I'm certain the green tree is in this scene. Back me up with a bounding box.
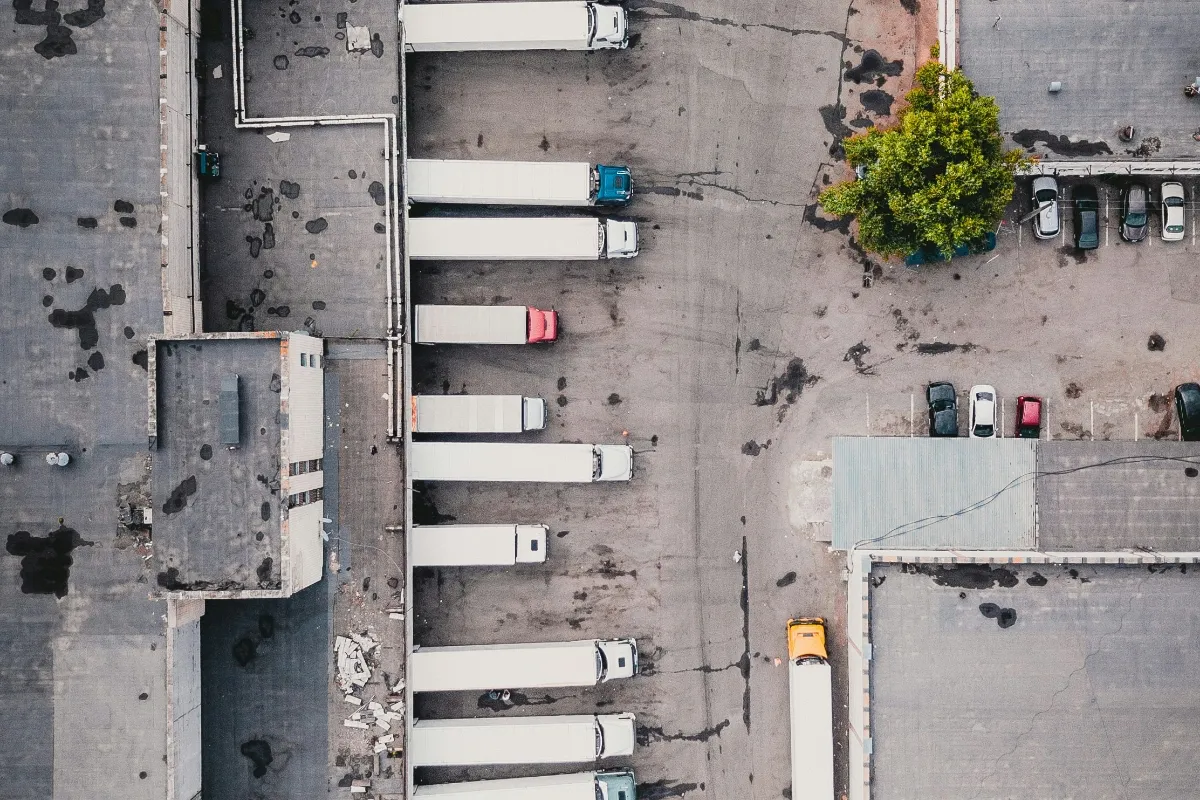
[819,57,1029,259]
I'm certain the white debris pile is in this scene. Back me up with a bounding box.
[337,631,407,761]
[335,633,376,694]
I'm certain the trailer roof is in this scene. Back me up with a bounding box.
[403,1,590,46]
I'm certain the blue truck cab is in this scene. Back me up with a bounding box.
[595,164,633,205]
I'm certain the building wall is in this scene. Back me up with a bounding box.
[281,332,325,593]
[167,602,203,800]
[286,501,326,592]
[283,333,325,461]
[160,0,202,334]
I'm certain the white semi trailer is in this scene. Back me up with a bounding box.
[787,617,834,800]
[403,1,629,52]
[411,638,639,692]
[413,771,638,800]
[411,395,548,433]
[412,305,557,345]
[407,217,639,260]
[411,524,548,567]
[407,159,632,206]
[410,713,637,766]
[410,442,634,482]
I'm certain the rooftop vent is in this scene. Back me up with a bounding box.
[220,374,241,448]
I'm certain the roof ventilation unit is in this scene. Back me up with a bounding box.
[220,374,241,449]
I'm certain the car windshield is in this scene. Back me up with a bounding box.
[1168,224,1185,233]
[977,392,993,402]
[974,424,994,437]
[1034,189,1056,203]
[1165,197,1184,207]
[1125,212,1146,226]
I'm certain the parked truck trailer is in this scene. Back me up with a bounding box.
[411,395,548,433]
[407,216,638,260]
[410,713,637,766]
[787,617,834,800]
[413,771,638,800]
[412,305,557,345]
[402,1,629,52]
[411,638,638,692]
[411,442,634,482]
[410,524,548,567]
[407,159,632,206]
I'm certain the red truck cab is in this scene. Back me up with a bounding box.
[527,306,558,343]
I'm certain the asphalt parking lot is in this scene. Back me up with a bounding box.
[961,0,1200,159]
[405,3,1200,800]
[870,562,1200,800]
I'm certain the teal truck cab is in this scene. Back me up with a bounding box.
[595,164,633,205]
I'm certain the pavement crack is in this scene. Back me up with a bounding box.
[970,579,1144,799]
[630,0,849,44]
[739,535,751,732]
[683,179,808,207]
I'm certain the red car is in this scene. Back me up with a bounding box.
[1015,396,1042,439]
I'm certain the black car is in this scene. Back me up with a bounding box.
[1120,184,1149,242]
[1073,184,1100,250]
[1176,383,1200,441]
[926,381,958,436]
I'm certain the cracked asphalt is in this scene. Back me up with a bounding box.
[404,0,1200,798]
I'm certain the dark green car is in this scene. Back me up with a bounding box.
[1073,184,1099,250]
[904,232,997,268]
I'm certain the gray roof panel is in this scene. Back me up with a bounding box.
[832,437,1037,550]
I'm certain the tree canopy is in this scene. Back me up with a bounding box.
[818,58,1028,259]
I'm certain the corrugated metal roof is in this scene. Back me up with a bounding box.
[832,437,1037,550]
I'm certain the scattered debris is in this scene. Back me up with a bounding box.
[1147,333,1166,352]
[266,131,291,143]
[346,24,371,53]
[335,634,373,692]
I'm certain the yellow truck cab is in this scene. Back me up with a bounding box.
[787,617,828,663]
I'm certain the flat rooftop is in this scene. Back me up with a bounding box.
[869,561,1200,800]
[961,0,1200,160]
[0,0,170,795]
[153,337,284,592]
[1038,442,1200,551]
[200,588,329,799]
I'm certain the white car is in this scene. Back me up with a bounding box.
[1031,177,1060,239]
[969,385,997,438]
[1161,182,1186,242]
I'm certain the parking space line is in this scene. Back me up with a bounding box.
[999,398,1005,438]
[1044,399,1049,441]
[1104,190,1110,247]
[1134,412,1139,441]
[1090,401,1095,440]
[909,393,914,437]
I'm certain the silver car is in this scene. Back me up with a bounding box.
[1031,177,1060,239]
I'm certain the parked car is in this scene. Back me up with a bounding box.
[1120,184,1149,242]
[1015,396,1042,439]
[904,233,996,268]
[969,385,997,438]
[1031,176,1060,239]
[926,382,959,436]
[1175,383,1200,440]
[1073,184,1099,250]
[1161,182,1186,242]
